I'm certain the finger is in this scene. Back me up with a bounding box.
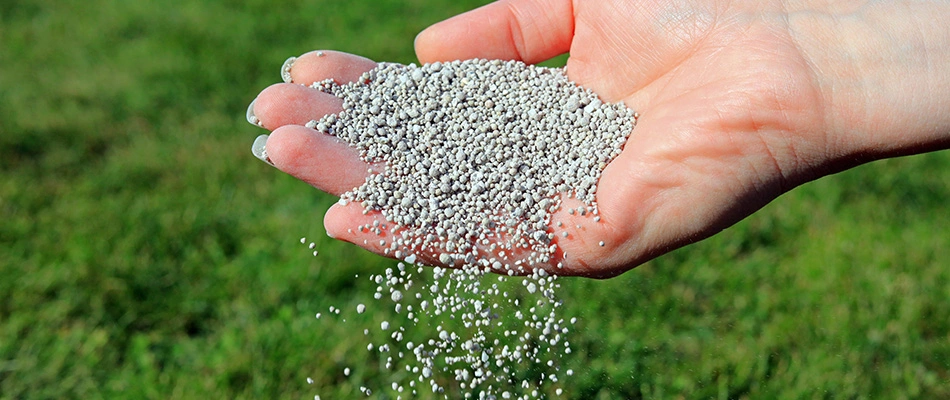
[250,51,379,130]
[325,194,628,277]
[414,0,574,64]
[264,125,378,196]
[251,83,344,130]
[323,202,449,267]
[283,50,378,86]
[325,203,535,272]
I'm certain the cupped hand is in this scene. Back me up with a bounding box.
[249,0,950,277]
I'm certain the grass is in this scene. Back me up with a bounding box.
[1,0,948,398]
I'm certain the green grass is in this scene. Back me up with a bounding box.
[1,0,948,398]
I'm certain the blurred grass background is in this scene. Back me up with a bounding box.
[1,0,948,398]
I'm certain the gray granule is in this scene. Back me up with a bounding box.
[281,56,296,84]
[301,59,636,398]
[310,59,634,270]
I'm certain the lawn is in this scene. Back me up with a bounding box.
[1,0,948,398]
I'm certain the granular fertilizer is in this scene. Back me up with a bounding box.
[307,60,634,272]
[254,57,636,399]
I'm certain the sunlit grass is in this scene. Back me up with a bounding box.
[1,0,948,398]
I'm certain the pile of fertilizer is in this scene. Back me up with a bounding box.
[265,58,636,399]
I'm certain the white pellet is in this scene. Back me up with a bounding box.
[289,58,636,399]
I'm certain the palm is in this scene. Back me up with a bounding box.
[541,1,827,275]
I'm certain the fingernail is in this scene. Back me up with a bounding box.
[251,134,274,166]
[281,56,297,83]
[246,97,263,127]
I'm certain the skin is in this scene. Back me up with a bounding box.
[249,0,950,278]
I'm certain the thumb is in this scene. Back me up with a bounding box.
[414,0,574,64]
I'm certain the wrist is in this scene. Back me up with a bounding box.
[787,1,950,163]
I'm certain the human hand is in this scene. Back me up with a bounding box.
[248,0,950,277]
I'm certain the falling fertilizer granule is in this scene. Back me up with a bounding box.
[254,58,636,399]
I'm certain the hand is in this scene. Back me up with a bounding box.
[248,0,950,277]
